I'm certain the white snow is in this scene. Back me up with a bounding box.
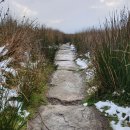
[87,86,98,95]
[95,101,130,130]
[76,49,130,130]
[70,44,76,51]
[0,58,12,69]
[2,49,8,56]
[85,52,90,59]
[75,51,97,95]
[111,121,130,130]
[0,46,5,53]
[86,69,95,81]
[83,103,88,106]
[75,52,95,83]
[0,58,17,76]
[1,86,18,110]
[18,110,30,118]
[75,52,92,70]
[4,67,17,76]
[75,58,88,69]
[0,45,29,118]
[0,80,30,119]
[20,61,39,69]
[0,45,8,56]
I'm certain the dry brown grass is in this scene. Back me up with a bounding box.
[69,9,130,105]
[0,4,64,129]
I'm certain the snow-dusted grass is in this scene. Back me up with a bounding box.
[0,11,62,129]
[75,51,98,95]
[0,47,17,84]
[0,45,8,56]
[70,44,76,52]
[86,69,95,82]
[1,86,18,110]
[0,46,17,77]
[20,60,39,69]
[0,58,17,76]
[95,101,130,130]
[1,86,30,118]
[0,45,29,118]
[75,51,92,70]
[77,49,130,129]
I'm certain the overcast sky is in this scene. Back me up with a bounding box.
[2,0,130,33]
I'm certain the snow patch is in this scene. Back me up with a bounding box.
[75,58,88,69]
[0,45,8,56]
[0,46,5,53]
[19,110,30,118]
[86,69,95,81]
[83,103,88,106]
[0,46,29,118]
[95,101,130,130]
[70,44,76,51]
[20,61,39,69]
[0,58,13,69]
[75,52,95,83]
[87,86,98,95]
[75,52,96,95]
[85,52,90,59]
[1,86,18,110]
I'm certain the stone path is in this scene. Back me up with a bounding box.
[28,44,110,130]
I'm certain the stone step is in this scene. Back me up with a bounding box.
[47,70,85,102]
[55,53,75,61]
[28,44,110,130]
[28,105,110,130]
[55,60,79,71]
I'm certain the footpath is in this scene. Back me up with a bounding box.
[28,44,110,130]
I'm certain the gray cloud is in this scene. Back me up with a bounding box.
[2,0,130,33]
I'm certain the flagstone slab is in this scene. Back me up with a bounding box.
[28,105,110,130]
[47,70,85,102]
